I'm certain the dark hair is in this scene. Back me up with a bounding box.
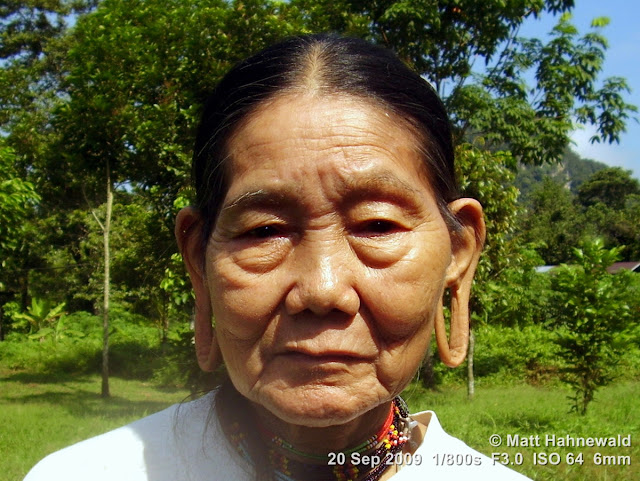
[193,33,460,243]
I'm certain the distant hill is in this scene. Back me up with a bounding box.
[515,148,608,202]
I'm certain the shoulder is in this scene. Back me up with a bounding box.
[23,391,250,481]
[392,411,531,481]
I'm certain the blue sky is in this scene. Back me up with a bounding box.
[519,0,639,179]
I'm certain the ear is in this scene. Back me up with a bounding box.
[435,198,485,368]
[175,207,221,372]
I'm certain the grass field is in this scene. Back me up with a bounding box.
[403,380,639,480]
[1,369,638,481]
[0,370,190,481]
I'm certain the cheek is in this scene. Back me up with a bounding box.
[362,242,449,341]
[207,255,283,394]
[377,327,434,396]
[360,239,446,393]
[206,250,285,342]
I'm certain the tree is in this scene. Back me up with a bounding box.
[549,238,635,414]
[517,167,640,265]
[577,168,640,260]
[0,1,97,166]
[577,167,640,210]
[291,0,637,165]
[39,0,303,396]
[518,177,585,264]
[454,143,522,397]
[0,143,40,340]
[0,144,40,274]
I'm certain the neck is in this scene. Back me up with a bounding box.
[251,400,394,455]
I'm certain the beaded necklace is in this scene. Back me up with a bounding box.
[223,397,412,481]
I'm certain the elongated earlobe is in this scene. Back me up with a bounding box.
[175,207,221,372]
[435,288,470,368]
[436,198,485,368]
[193,308,221,372]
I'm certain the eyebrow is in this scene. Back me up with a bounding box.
[220,189,299,216]
[340,171,425,212]
[219,170,426,218]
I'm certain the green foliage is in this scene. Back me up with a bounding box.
[3,0,307,341]
[52,0,303,219]
[151,323,221,393]
[293,1,637,164]
[455,143,539,329]
[518,167,640,264]
[477,12,637,163]
[582,198,640,261]
[577,167,640,210]
[2,305,162,377]
[431,323,562,386]
[160,253,194,312]
[0,1,96,63]
[0,331,101,376]
[456,143,520,280]
[548,238,637,414]
[0,297,216,390]
[479,247,551,327]
[10,298,69,341]
[518,178,585,264]
[0,144,40,283]
[18,191,178,321]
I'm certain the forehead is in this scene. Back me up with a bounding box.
[224,93,433,198]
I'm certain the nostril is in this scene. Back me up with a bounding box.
[295,308,356,325]
[285,280,360,317]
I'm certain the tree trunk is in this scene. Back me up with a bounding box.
[162,296,169,344]
[20,269,29,311]
[467,325,475,400]
[101,165,113,399]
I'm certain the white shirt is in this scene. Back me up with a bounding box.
[25,391,530,480]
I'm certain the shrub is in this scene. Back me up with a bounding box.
[427,323,560,387]
[548,239,635,414]
[151,323,221,393]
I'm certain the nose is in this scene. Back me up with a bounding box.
[284,237,360,317]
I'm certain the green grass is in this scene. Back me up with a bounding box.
[403,381,640,480]
[0,370,190,481]
[2,368,638,481]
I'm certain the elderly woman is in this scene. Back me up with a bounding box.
[25,34,529,481]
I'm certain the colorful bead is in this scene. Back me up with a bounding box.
[224,397,411,481]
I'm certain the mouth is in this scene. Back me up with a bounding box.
[281,349,370,364]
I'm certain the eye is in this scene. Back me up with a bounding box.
[359,220,399,236]
[244,225,283,239]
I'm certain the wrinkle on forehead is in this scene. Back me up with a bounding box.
[227,93,427,178]
[219,93,447,230]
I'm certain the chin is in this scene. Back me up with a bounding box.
[257,385,382,427]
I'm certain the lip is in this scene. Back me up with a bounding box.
[281,349,372,363]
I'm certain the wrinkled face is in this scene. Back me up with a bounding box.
[205,94,455,427]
